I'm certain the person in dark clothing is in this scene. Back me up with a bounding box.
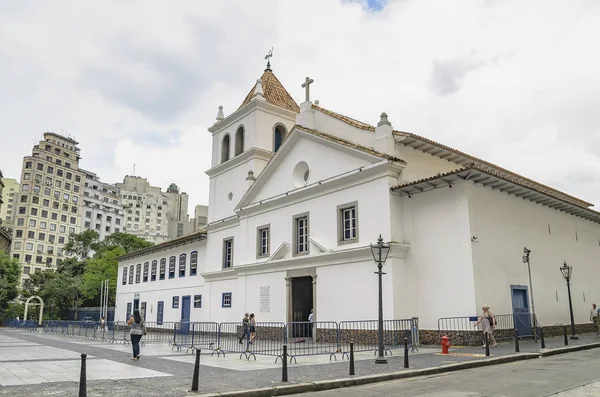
[239,313,249,344]
[127,310,144,359]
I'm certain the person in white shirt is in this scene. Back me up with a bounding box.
[590,304,599,335]
[308,309,314,339]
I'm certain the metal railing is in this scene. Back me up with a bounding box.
[6,318,420,362]
[438,313,539,346]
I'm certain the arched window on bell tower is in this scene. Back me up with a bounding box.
[273,124,287,153]
[221,134,230,164]
[234,126,244,156]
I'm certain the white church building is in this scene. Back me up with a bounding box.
[115,63,600,333]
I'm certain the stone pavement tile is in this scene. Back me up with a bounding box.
[0,359,171,386]
[94,342,191,357]
[0,345,95,362]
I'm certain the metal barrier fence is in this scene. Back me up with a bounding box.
[339,319,415,357]
[286,321,339,362]
[217,322,286,360]
[438,313,539,346]
[6,318,420,362]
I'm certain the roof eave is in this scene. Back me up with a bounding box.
[391,168,600,224]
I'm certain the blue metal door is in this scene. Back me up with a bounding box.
[511,286,532,337]
[157,301,164,325]
[180,296,191,335]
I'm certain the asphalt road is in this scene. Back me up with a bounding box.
[311,349,600,396]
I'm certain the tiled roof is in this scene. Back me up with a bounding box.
[296,125,405,163]
[116,231,207,262]
[390,164,600,222]
[239,70,300,113]
[393,131,593,207]
[307,104,592,208]
[312,105,375,131]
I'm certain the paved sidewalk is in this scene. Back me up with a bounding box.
[0,328,598,396]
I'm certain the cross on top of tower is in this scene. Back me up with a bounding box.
[301,77,314,102]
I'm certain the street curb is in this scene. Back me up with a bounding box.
[191,353,539,396]
[540,342,600,357]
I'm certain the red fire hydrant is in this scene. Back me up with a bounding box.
[441,336,451,354]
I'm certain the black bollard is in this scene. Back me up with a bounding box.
[485,333,490,357]
[282,345,288,382]
[79,353,87,397]
[191,349,201,392]
[349,342,355,376]
[404,337,409,368]
[514,329,520,352]
[564,325,568,346]
[540,327,546,349]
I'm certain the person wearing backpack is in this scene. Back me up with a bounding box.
[474,305,497,348]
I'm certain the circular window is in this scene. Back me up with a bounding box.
[228,192,233,201]
[293,161,310,188]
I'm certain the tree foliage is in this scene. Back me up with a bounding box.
[15,231,153,320]
[63,229,100,259]
[0,251,21,321]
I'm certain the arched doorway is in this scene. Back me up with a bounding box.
[23,295,44,326]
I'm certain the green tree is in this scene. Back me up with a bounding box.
[63,229,100,259]
[93,232,153,257]
[0,251,21,322]
[81,247,125,306]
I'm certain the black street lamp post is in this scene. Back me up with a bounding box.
[370,235,390,364]
[522,247,537,341]
[560,261,579,340]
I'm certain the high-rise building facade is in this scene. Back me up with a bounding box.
[116,176,190,244]
[0,176,20,229]
[11,132,85,280]
[189,205,208,233]
[81,169,124,241]
[0,170,13,253]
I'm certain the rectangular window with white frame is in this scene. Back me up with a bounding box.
[293,212,309,256]
[337,202,358,244]
[172,296,179,309]
[223,238,233,268]
[256,224,270,258]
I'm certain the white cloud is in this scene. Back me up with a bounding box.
[1,0,599,210]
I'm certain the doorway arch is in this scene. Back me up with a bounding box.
[23,295,44,326]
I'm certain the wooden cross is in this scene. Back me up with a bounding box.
[301,77,314,102]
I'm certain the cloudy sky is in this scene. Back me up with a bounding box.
[1,0,599,211]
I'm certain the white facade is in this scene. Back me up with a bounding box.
[115,233,206,323]
[81,169,124,240]
[116,66,600,331]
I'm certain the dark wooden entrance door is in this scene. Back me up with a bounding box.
[291,276,313,337]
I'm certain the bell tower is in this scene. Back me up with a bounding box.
[205,57,299,223]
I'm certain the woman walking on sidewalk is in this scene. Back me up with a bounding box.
[474,305,497,348]
[127,310,145,360]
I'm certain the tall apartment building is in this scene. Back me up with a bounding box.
[0,176,20,229]
[0,171,13,253]
[189,205,208,233]
[81,169,124,241]
[11,132,85,279]
[116,176,190,244]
